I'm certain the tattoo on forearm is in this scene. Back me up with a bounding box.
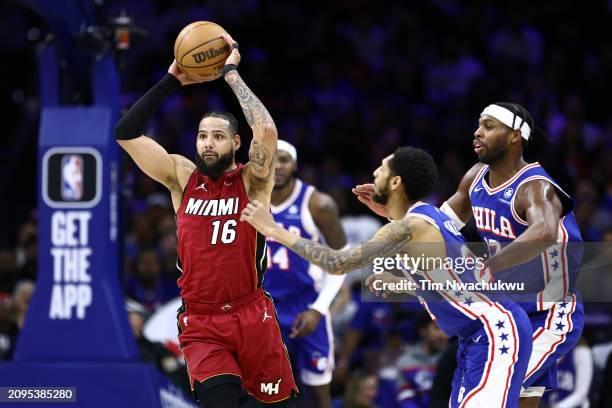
[225,71,273,128]
[289,219,414,275]
[247,143,275,196]
[249,140,268,167]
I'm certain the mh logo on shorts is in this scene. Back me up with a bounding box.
[260,378,282,395]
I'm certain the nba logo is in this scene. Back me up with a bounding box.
[61,155,84,200]
[43,147,101,208]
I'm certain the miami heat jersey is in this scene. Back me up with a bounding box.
[263,180,323,302]
[468,162,583,312]
[176,164,267,303]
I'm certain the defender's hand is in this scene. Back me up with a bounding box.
[290,309,321,338]
[365,272,405,298]
[221,33,241,68]
[168,60,204,86]
[352,184,390,218]
[241,200,276,237]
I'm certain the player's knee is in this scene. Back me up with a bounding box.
[195,375,241,408]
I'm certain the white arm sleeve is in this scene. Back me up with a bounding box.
[554,346,593,408]
[440,201,466,230]
[310,245,349,315]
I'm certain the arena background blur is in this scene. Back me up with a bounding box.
[1,1,611,407]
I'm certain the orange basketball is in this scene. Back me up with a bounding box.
[174,21,231,81]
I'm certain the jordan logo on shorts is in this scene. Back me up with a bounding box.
[263,307,272,322]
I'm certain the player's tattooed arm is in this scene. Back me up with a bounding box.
[241,200,414,275]
[289,218,414,275]
[226,71,277,181]
[224,56,278,186]
[224,71,275,129]
[221,32,277,186]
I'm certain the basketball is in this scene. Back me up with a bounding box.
[174,21,231,81]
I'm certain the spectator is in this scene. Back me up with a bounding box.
[394,313,447,408]
[488,16,543,66]
[126,299,190,395]
[543,338,594,408]
[427,337,458,408]
[0,301,17,360]
[334,370,379,408]
[597,347,612,408]
[0,280,34,361]
[334,298,394,386]
[12,280,34,329]
[159,232,180,280]
[377,330,406,408]
[602,228,612,243]
[15,221,37,281]
[125,249,178,312]
[0,250,18,297]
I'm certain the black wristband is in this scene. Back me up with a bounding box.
[221,64,237,78]
[115,73,181,140]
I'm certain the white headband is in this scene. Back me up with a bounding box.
[481,104,531,140]
[277,140,297,161]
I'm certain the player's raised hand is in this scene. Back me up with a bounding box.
[221,33,241,68]
[241,200,276,236]
[352,184,390,218]
[290,310,321,338]
[167,60,205,86]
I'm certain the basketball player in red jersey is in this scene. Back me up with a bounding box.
[114,33,297,408]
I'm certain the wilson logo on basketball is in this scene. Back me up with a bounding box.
[191,44,230,63]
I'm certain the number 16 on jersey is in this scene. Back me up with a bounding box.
[211,220,237,244]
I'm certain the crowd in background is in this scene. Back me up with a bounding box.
[1,0,612,407]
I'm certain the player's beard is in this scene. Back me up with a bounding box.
[372,176,391,205]
[274,170,295,189]
[195,150,235,179]
[478,140,508,165]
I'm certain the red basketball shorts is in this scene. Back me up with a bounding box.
[177,289,298,403]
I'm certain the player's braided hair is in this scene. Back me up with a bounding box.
[201,111,239,136]
[388,146,438,201]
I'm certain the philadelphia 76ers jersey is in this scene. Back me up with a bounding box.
[263,179,324,302]
[468,162,583,313]
[403,202,515,338]
[404,203,534,408]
